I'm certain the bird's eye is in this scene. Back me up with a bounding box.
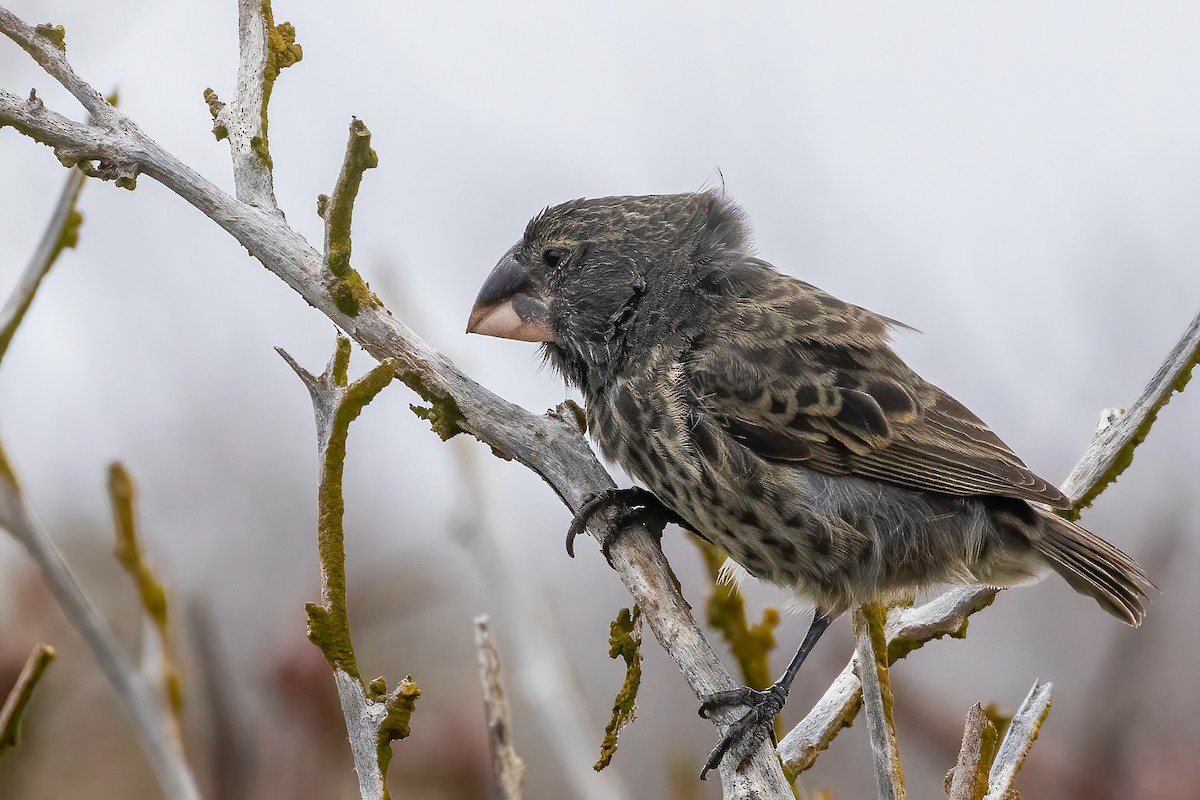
[542,248,569,269]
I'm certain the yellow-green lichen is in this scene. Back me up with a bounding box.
[307,351,395,680]
[34,24,66,51]
[398,370,464,441]
[328,270,379,318]
[108,463,184,723]
[0,643,56,754]
[595,605,642,771]
[0,438,18,489]
[322,120,380,317]
[256,2,302,169]
[202,88,227,141]
[372,676,421,800]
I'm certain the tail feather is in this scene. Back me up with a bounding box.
[1035,512,1153,627]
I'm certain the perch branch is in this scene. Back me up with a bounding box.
[0,642,55,755]
[853,605,905,799]
[0,11,792,795]
[983,681,1052,800]
[946,704,998,800]
[474,616,525,800]
[779,308,1197,775]
[278,335,418,800]
[109,462,185,747]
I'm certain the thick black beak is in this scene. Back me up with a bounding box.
[466,247,555,342]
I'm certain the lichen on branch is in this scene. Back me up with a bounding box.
[279,335,419,800]
[108,462,184,729]
[319,118,380,316]
[595,605,642,771]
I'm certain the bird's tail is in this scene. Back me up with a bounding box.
[1034,511,1153,626]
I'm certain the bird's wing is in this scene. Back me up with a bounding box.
[685,270,1071,509]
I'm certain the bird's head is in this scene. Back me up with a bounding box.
[467,190,752,391]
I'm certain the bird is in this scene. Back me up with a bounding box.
[465,190,1152,779]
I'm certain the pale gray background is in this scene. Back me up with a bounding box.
[1,1,1198,798]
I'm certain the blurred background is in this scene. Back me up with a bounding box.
[2,1,1198,797]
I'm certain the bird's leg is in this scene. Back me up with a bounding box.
[697,612,833,780]
[565,487,690,566]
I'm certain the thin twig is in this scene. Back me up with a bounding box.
[946,704,998,800]
[984,681,1052,800]
[0,477,201,799]
[474,616,525,800]
[0,642,55,754]
[853,605,905,799]
[0,107,198,797]
[0,165,83,364]
[278,335,418,800]
[109,462,185,749]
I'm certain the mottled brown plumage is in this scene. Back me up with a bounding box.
[467,190,1151,777]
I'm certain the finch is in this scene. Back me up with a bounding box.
[466,191,1151,777]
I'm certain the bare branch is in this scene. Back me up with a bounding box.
[946,704,998,800]
[0,642,55,755]
[206,0,301,211]
[0,9,119,124]
[984,681,1052,800]
[0,13,793,793]
[108,462,185,748]
[0,471,201,798]
[279,336,419,800]
[474,616,525,800]
[0,164,84,364]
[0,101,198,796]
[853,605,905,800]
[1062,312,1200,513]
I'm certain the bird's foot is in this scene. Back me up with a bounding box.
[565,487,678,566]
[697,684,787,780]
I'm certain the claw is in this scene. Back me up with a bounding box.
[696,685,787,781]
[564,487,680,566]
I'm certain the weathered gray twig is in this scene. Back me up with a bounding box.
[853,605,905,800]
[0,642,55,755]
[984,681,1052,800]
[205,0,299,211]
[0,472,201,799]
[474,615,525,800]
[0,110,199,797]
[0,164,83,364]
[108,462,185,750]
[278,335,418,800]
[946,704,998,800]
